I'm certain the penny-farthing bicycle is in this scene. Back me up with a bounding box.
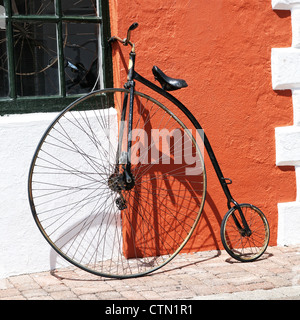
[28,23,270,278]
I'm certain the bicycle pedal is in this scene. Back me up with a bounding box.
[116,197,127,210]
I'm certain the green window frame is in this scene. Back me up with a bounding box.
[0,0,112,115]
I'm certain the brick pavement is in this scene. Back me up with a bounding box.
[0,245,300,300]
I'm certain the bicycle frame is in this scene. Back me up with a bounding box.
[121,43,252,236]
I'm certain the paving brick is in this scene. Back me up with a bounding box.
[71,285,105,296]
[0,288,21,299]
[49,290,79,300]
[96,290,123,299]
[31,273,63,287]
[0,279,13,290]
[42,284,69,293]
[189,284,217,296]
[235,281,275,292]
[120,290,145,300]
[0,295,26,300]
[78,294,99,300]
[22,288,48,299]
[8,274,40,291]
[160,289,195,300]
[139,290,163,299]
[263,275,292,287]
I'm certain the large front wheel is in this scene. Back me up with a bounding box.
[28,88,206,278]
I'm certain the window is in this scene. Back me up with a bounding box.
[0,0,112,114]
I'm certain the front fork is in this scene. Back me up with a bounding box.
[123,51,136,183]
[229,200,252,237]
[109,52,136,209]
[221,178,252,237]
[124,82,135,183]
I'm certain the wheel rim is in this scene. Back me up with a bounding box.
[28,89,206,278]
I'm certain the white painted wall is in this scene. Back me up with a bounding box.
[0,108,122,279]
[272,0,300,245]
[0,108,121,279]
[0,113,70,279]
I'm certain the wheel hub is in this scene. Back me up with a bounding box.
[108,171,135,192]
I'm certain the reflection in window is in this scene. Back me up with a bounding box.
[11,0,55,15]
[13,22,59,96]
[0,0,101,98]
[64,23,99,95]
[62,0,97,16]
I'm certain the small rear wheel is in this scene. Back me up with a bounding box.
[220,203,269,262]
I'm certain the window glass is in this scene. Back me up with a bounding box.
[64,23,99,94]
[11,0,55,15]
[61,0,97,16]
[0,3,8,97]
[13,22,59,96]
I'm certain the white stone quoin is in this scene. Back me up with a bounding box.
[272,0,300,245]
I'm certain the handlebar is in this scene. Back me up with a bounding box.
[108,22,139,49]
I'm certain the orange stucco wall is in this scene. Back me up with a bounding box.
[108,0,295,250]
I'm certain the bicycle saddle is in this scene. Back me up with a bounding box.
[152,66,188,91]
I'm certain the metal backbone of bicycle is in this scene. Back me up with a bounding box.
[28,22,270,279]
